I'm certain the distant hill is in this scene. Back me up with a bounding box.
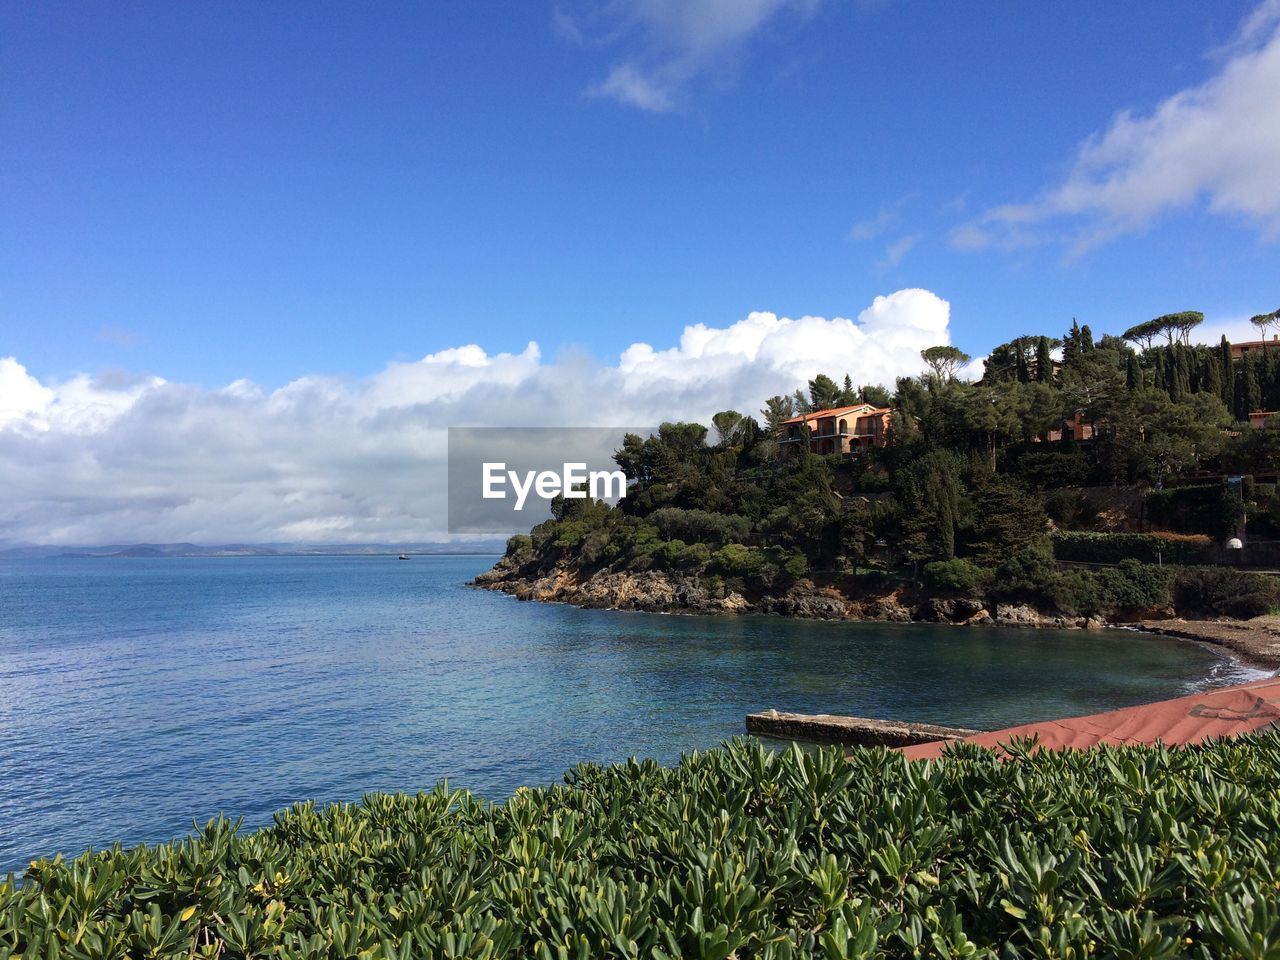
[0,541,506,559]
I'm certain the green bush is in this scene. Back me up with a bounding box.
[1093,560,1173,611]
[1173,567,1280,619]
[1052,531,1213,565]
[922,558,987,594]
[651,539,710,572]
[503,534,533,563]
[710,543,766,580]
[1044,561,1172,617]
[647,507,752,547]
[9,737,1280,958]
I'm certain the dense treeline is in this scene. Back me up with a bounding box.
[8,736,1280,958]
[504,316,1280,620]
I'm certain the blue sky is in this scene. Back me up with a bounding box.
[3,1,1280,543]
[5,0,1277,390]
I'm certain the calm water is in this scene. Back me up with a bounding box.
[0,555,1265,874]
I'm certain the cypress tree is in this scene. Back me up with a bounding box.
[1126,353,1142,391]
[1016,350,1030,383]
[1176,346,1192,399]
[1243,355,1263,416]
[1201,352,1221,398]
[1036,338,1053,383]
[1164,345,1179,400]
[1153,350,1167,396]
[1221,337,1235,410]
[1080,324,1095,351]
[1063,320,1082,366]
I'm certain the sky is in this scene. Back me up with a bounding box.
[2,0,1279,544]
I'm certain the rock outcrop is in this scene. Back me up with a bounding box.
[473,556,1122,631]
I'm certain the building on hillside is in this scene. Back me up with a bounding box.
[1247,411,1278,429]
[1230,336,1279,360]
[778,404,893,457]
[1044,411,1096,442]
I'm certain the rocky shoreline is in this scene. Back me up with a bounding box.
[473,560,1109,629]
[473,559,1280,670]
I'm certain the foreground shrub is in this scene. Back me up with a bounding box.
[8,737,1280,958]
[1173,566,1280,619]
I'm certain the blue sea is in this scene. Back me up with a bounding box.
[0,555,1264,875]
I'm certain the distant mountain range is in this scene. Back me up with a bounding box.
[0,541,507,559]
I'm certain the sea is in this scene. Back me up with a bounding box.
[0,554,1265,875]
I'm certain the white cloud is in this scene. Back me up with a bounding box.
[876,234,921,270]
[0,289,950,545]
[958,3,1280,253]
[572,0,820,111]
[847,207,897,242]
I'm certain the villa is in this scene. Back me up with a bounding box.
[779,403,893,456]
[1230,335,1280,360]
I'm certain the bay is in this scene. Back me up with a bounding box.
[0,555,1261,875]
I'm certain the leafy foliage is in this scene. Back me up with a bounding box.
[9,737,1280,959]
[1053,532,1214,566]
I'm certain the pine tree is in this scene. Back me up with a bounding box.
[840,374,856,405]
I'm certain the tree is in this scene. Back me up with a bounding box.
[895,450,967,561]
[1121,319,1162,352]
[1035,338,1054,383]
[808,374,841,411]
[760,395,795,434]
[1220,337,1236,412]
[858,383,892,407]
[920,345,972,384]
[1151,311,1203,345]
[967,477,1051,567]
[838,374,856,405]
[711,410,745,447]
[1126,353,1143,391]
[1251,309,1280,351]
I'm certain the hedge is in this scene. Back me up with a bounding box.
[7,736,1280,959]
[1145,484,1242,540]
[1052,531,1214,565]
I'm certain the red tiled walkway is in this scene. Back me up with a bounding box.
[900,676,1280,760]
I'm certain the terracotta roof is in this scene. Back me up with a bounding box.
[898,677,1280,760]
[781,404,890,425]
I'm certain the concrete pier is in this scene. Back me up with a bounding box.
[746,709,981,748]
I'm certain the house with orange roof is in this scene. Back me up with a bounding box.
[779,403,894,457]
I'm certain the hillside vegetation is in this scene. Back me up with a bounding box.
[493,322,1280,622]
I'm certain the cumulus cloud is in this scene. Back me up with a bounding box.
[568,0,821,111]
[955,3,1280,253]
[0,289,951,545]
